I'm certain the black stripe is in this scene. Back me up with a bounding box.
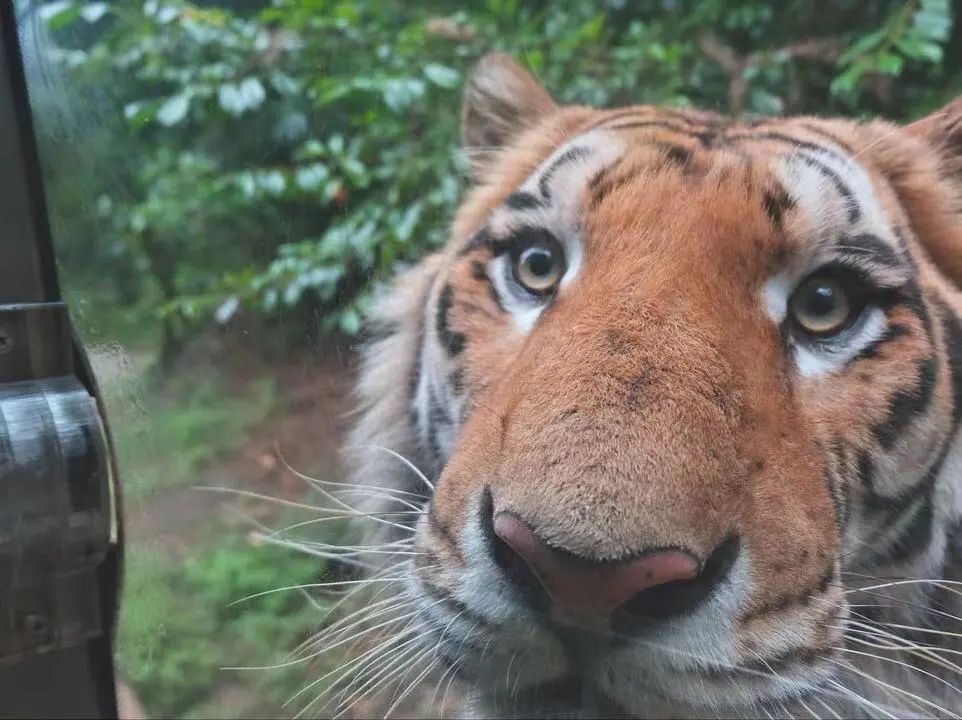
[901,279,933,340]
[865,299,962,563]
[607,119,696,134]
[587,107,663,129]
[426,389,449,470]
[798,122,858,155]
[609,119,725,151]
[864,442,942,513]
[658,143,693,167]
[862,308,960,515]
[589,164,644,208]
[836,232,906,270]
[460,226,494,256]
[741,564,835,623]
[701,647,824,680]
[436,284,466,356]
[762,186,795,230]
[944,517,962,584]
[504,190,544,211]
[408,289,427,409]
[884,496,935,564]
[936,297,962,425]
[587,106,700,131]
[470,259,505,313]
[871,356,937,450]
[463,225,559,261]
[538,145,592,200]
[797,152,860,224]
[696,129,720,148]
[828,440,851,530]
[729,130,849,163]
[449,367,464,395]
[856,450,874,492]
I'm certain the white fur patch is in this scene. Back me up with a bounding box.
[485,129,625,335]
[792,307,887,378]
[762,148,903,377]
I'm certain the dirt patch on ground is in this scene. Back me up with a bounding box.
[116,330,357,551]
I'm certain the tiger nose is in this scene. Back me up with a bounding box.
[492,512,700,620]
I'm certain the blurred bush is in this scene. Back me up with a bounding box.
[28,0,960,363]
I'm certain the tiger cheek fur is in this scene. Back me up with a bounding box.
[342,54,962,718]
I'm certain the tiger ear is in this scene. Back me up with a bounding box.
[461,53,557,177]
[905,96,962,179]
[890,97,962,287]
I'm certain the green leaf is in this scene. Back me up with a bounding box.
[156,93,191,126]
[338,308,362,335]
[382,78,426,113]
[79,3,110,23]
[877,52,904,76]
[40,1,81,31]
[908,39,943,63]
[218,78,267,116]
[123,99,160,126]
[423,63,460,89]
[838,28,887,66]
[294,163,330,191]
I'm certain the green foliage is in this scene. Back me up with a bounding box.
[34,0,960,358]
[117,547,219,716]
[183,539,323,655]
[118,541,324,718]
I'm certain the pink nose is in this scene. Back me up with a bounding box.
[493,513,699,618]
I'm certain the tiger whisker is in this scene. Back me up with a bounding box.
[834,645,962,697]
[842,617,962,669]
[308,595,450,715]
[810,694,843,720]
[251,533,383,571]
[821,675,899,720]
[289,619,434,715]
[331,631,433,716]
[228,576,406,607]
[291,594,409,659]
[221,608,415,673]
[843,578,962,594]
[268,515,416,542]
[824,656,959,719]
[382,656,442,719]
[295,607,419,670]
[831,584,962,624]
[343,443,436,492]
[278,441,429,501]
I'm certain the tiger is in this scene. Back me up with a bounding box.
[335,53,962,719]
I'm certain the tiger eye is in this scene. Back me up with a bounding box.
[514,241,564,294]
[789,275,852,336]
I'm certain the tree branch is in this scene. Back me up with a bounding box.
[697,33,844,116]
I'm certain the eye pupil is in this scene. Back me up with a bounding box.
[511,234,566,295]
[788,273,858,337]
[522,248,554,278]
[805,284,836,316]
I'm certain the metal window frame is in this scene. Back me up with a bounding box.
[0,4,122,718]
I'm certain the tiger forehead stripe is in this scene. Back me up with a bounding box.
[458,129,625,259]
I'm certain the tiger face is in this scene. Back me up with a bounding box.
[345,54,962,718]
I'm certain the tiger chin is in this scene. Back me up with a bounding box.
[340,54,962,719]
